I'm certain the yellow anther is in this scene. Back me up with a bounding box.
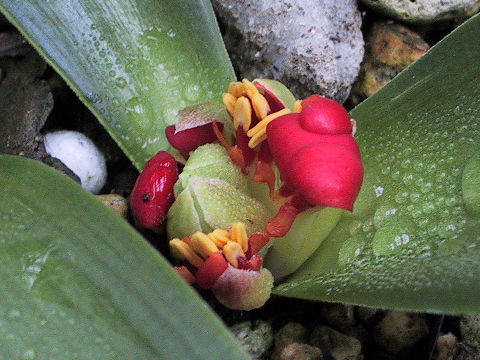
[223,241,245,268]
[233,96,252,132]
[252,93,271,120]
[242,78,259,100]
[191,232,219,259]
[231,222,249,252]
[294,99,303,113]
[222,93,237,117]
[247,108,291,138]
[169,238,204,268]
[228,81,245,98]
[208,229,231,248]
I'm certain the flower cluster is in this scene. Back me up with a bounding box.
[129,78,364,310]
[169,222,273,310]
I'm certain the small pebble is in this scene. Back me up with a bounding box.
[360,0,480,23]
[44,130,107,194]
[460,314,480,349]
[373,310,429,354]
[349,21,429,105]
[319,303,356,330]
[230,320,273,360]
[433,333,459,360]
[272,322,308,360]
[280,343,323,360]
[309,325,362,360]
[356,306,379,324]
[95,194,128,218]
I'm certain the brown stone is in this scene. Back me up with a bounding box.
[433,333,459,360]
[373,310,429,355]
[280,343,323,360]
[310,325,362,360]
[349,21,429,105]
[272,323,308,360]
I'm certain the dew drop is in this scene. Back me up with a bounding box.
[7,309,21,320]
[184,85,200,102]
[395,192,409,204]
[114,77,127,89]
[373,204,397,228]
[22,349,36,360]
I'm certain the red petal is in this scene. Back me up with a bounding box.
[265,202,301,237]
[174,266,196,284]
[237,255,263,271]
[246,232,270,257]
[235,127,256,169]
[255,83,285,113]
[289,143,364,211]
[195,252,229,289]
[253,161,276,197]
[266,113,307,185]
[299,95,352,135]
[130,152,178,232]
[165,122,223,153]
[258,141,272,163]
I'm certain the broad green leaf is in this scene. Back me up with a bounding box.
[274,14,480,314]
[0,0,235,169]
[0,155,249,360]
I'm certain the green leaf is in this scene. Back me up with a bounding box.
[0,155,249,360]
[0,0,235,169]
[274,14,480,314]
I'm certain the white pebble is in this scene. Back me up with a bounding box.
[44,130,107,194]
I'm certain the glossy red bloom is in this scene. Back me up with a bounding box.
[267,95,364,211]
[130,151,178,232]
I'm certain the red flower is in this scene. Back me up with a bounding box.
[267,95,364,211]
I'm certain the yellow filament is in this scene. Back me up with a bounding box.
[223,241,245,268]
[222,93,237,117]
[242,78,259,100]
[231,222,249,252]
[248,132,267,148]
[228,81,245,98]
[294,99,303,113]
[247,108,291,137]
[252,93,271,120]
[169,239,204,268]
[191,232,219,259]
[233,96,252,131]
[208,229,231,248]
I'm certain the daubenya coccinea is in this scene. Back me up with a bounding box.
[130,78,364,310]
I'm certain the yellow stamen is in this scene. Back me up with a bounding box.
[231,222,249,252]
[252,93,271,120]
[228,81,245,98]
[223,241,245,268]
[191,232,219,259]
[247,108,291,137]
[242,78,259,100]
[248,132,267,148]
[294,99,303,113]
[222,93,237,117]
[208,229,231,248]
[169,238,204,268]
[233,96,252,131]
